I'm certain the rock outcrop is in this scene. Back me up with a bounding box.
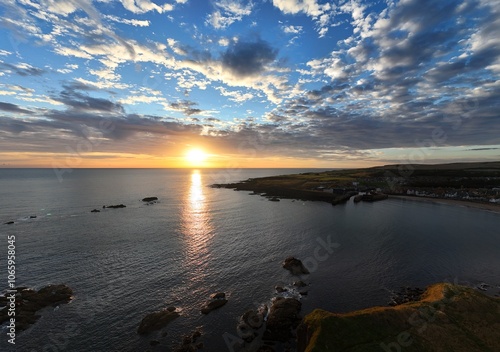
[200,292,228,314]
[105,204,126,209]
[137,308,180,334]
[263,297,302,342]
[282,257,309,275]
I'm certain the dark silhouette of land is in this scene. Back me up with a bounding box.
[213,161,500,211]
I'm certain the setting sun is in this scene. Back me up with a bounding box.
[186,149,207,166]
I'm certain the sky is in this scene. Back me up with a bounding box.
[0,0,499,168]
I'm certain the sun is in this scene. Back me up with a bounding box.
[186,148,207,166]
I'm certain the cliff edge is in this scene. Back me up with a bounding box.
[298,283,500,352]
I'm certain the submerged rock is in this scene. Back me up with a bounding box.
[137,308,180,334]
[282,257,310,275]
[142,197,158,202]
[90,209,100,213]
[4,221,14,225]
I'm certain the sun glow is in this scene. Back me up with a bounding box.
[186,148,207,166]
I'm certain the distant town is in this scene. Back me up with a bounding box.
[215,161,500,207]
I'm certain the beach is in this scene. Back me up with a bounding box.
[390,195,500,214]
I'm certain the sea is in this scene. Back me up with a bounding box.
[0,168,499,352]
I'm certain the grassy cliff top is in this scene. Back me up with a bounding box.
[298,283,500,352]
[215,161,500,192]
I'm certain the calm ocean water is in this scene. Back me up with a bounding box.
[1,168,499,352]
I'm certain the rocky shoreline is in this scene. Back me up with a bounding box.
[0,284,73,332]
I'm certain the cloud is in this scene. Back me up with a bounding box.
[53,83,125,113]
[221,38,278,77]
[466,147,500,151]
[206,0,253,29]
[216,86,254,102]
[118,0,174,14]
[105,15,150,27]
[0,102,33,114]
[0,61,45,76]
[167,100,203,116]
[272,0,332,36]
[282,25,303,34]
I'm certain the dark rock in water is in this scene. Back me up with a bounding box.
[293,281,307,287]
[275,286,286,293]
[4,221,14,225]
[142,197,158,202]
[0,284,73,331]
[105,204,126,209]
[30,215,37,219]
[268,197,280,202]
[200,296,228,314]
[90,209,100,213]
[263,298,302,342]
[283,257,309,275]
[137,309,180,334]
[210,292,226,300]
[149,340,160,346]
[166,306,176,312]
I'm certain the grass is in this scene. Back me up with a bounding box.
[299,284,500,352]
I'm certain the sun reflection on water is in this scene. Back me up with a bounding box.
[181,170,213,278]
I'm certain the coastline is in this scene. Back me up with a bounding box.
[390,195,500,214]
